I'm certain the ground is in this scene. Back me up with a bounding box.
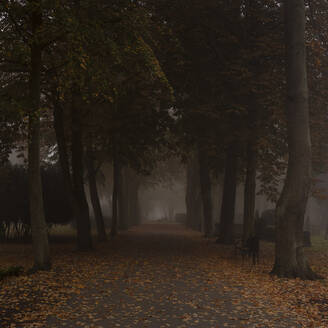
[1,224,328,328]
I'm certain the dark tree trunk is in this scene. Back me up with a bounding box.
[70,95,92,250]
[118,167,128,230]
[217,145,238,244]
[111,150,120,237]
[242,137,257,243]
[86,151,107,241]
[53,101,76,215]
[271,0,319,280]
[53,93,94,250]
[198,147,213,236]
[185,153,202,231]
[185,167,193,228]
[242,0,259,244]
[130,181,141,226]
[28,3,51,271]
[127,168,141,226]
[53,99,94,249]
[118,168,140,228]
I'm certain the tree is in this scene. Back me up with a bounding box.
[110,146,119,237]
[86,150,107,241]
[117,167,141,230]
[26,0,51,270]
[217,144,239,244]
[240,0,284,242]
[198,146,213,236]
[271,0,320,279]
[243,132,257,242]
[185,152,202,231]
[148,0,246,237]
[70,95,93,250]
[0,0,58,269]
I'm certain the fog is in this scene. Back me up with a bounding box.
[84,156,328,237]
[139,182,186,222]
[7,149,328,236]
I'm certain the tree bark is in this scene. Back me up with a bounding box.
[111,149,120,237]
[185,165,193,228]
[118,167,129,230]
[242,136,257,243]
[198,146,213,237]
[70,94,92,250]
[185,152,202,231]
[53,101,76,217]
[271,0,320,279]
[130,182,141,226]
[127,169,141,226]
[86,151,107,241]
[118,168,141,228]
[242,0,259,244]
[53,98,96,249]
[28,2,51,271]
[217,144,238,244]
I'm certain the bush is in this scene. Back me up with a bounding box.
[0,163,73,241]
[0,266,24,280]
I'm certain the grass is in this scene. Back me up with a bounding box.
[309,235,328,252]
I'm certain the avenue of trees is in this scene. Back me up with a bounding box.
[1,0,328,280]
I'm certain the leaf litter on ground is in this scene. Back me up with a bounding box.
[1,224,328,327]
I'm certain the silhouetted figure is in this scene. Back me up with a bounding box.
[246,235,260,265]
[233,239,249,262]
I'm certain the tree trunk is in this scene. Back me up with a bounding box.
[86,151,107,241]
[118,167,129,230]
[119,168,140,228]
[111,150,120,237]
[28,3,51,271]
[186,152,202,231]
[53,98,94,249]
[242,0,259,244]
[131,183,141,226]
[185,165,193,228]
[217,145,238,244]
[242,137,257,243]
[53,101,76,216]
[127,169,141,226]
[70,95,92,250]
[271,0,320,279]
[198,147,212,237]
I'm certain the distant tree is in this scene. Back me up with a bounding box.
[217,144,239,244]
[185,152,202,231]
